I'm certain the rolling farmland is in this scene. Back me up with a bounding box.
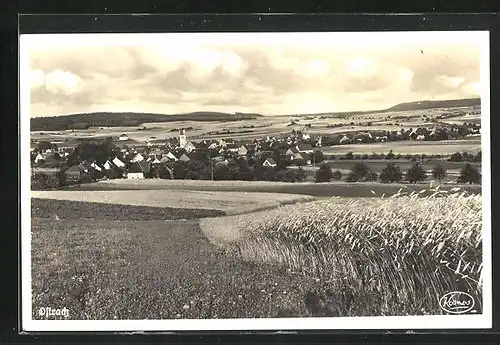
[321,139,481,155]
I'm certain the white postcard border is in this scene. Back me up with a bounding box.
[20,31,492,332]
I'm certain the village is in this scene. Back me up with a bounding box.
[29,118,482,187]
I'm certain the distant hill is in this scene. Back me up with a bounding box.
[293,98,481,117]
[386,98,481,112]
[30,111,263,131]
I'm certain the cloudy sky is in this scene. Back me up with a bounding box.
[23,32,487,117]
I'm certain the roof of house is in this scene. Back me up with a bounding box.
[226,143,239,149]
[294,152,312,161]
[66,165,85,174]
[179,153,191,161]
[264,158,277,165]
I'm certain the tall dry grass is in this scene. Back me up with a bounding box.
[230,186,483,316]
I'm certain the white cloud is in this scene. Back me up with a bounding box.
[462,82,481,95]
[346,57,378,78]
[436,75,465,88]
[30,69,45,90]
[26,32,484,117]
[44,69,82,95]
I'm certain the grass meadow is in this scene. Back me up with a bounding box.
[71,179,482,198]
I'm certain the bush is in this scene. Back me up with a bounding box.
[406,163,428,183]
[432,164,447,182]
[350,162,370,180]
[385,150,395,160]
[365,170,378,182]
[458,164,481,184]
[473,151,482,163]
[332,170,343,180]
[380,163,403,183]
[346,172,359,182]
[315,163,333,183]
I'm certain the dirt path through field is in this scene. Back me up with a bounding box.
[32,217,330,320]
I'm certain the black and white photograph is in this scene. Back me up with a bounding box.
[20,30,491,331]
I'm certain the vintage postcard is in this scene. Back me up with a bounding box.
[20,31,491,331]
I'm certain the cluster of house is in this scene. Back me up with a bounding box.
[318,124,480,145]
[30,122,480,181]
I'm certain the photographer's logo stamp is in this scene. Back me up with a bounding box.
[439,292,475,314]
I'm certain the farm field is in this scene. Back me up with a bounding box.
[31,190,315,215]
[321,139,481,155]
[30,105,480,146]
[32,198,224,221]
[32,186,483,319]
[292,159,481,177]
[70,179,482,198]
[199,188,483,316]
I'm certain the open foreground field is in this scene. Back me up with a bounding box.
[31,190,314,215]
[31,186,483,319]
[71,179,482,198]
[31,201,338,320]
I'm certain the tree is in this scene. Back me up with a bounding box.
[313,150,325,164]
[332,170,343,180]
[67,141,120,166]
[31,173,48,190]
[385,150,395,160]
[472,151,482,163]
[458,164,481,184]
[379,163,403,183]
[173,161,188,179]
[263,167,277,181]
[432,164,447,182]
[449,152,463,162]
[157,164,173,179]
[77,174,93,185]
[186,170,201,180]
[406,163,428,183]
[55,169,67,187]
[315,163,333,182]
[37,141,52,152]
[297,167,307,182]
[344,152,354,160]
[351,162,370,180]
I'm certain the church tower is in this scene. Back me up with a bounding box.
[179,128,187,148]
